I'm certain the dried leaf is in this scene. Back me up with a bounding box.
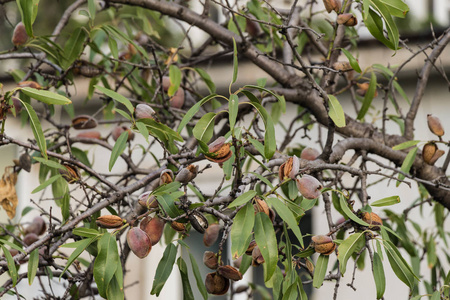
[0,167,19,219]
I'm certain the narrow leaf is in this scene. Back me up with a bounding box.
[1,245,18,286]
[228,190,257,208]
[357,71,377,120]
[392,140,420,150]
[229,94,239,132]
[32,174,61,194]
[193,112,216,143]
[20,101,47,159]
[168,65,182,97]
[21,88,71,105]
[396,147,417,186]
[232,38,238,84]
[337,232,365,275]
[33,157,64,170]
[27,249,39,285]
[339,195,370,227]
[151,243,178,296]
[254,213,278,282]
[93,233,119,298]
[230,202,255,258]
[313,254,329,288]
[328,95,346,127]
[194,68,216,93]
[340,48,362,73]
[177,257,195,300]
[95,85,134,115]
[177,94,217,133]
[189,253,208,300]
[72,227,100,238]
[109,131,128,171]
[383,241,415,288]
[373,252,386,299]
[60,237,96,278]
[266,197,303,248]
[371,196,400,207]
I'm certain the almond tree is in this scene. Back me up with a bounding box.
[0,0,449,299]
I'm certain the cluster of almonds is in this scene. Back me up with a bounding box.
[310,212,382,256]
[279,154,323,200]
[203,251,243,295]
[5,216,48,262]
[96,164,209,259]
[323,0,357,27]
[422,114,446,165]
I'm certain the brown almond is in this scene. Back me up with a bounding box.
[323,0,341,13]
[140,216,165,246]
[72,115,98,130]
[76,130,102,140]
[312,235,336,255]
[205,272,230,295]
[203,251,219,269]
[217,265,243,281]
[427,114,445,137]
[337,13,358,26]
[300,148,320,161]
[422,142,437,164]
[96,215,124,229]
[361,212,383,231]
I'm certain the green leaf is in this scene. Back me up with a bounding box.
[193,112,216,143]
[396,147,417,186]
[339,195,370,226]
[20,88,72,105]
[16,0,38,37]
[177,94,217,133]
[313,254,329,288]
[365,5,398,50]
[295,247,315,258]
[106,274,124,300]
[32,174,61,194]
[357,71,377,120]
[254,213,278,282]
[189,253,208,300]
[392,140,420,150]
[33,157,64,170]
[242,94,276,159]
[94,233,119,298]
[94,85,134,115]
[371,196,400,207]
[1,244,18,286]
[61,27,87,70]
[243,85,286,113]
[71,147,92,168]
[135,121,149,142]
[378,0,409,18]
[138,117,183,142]
[27,249,39,285]
[177,257,195,300]
[109,131,128,171]
[229,94,239,132]
[373,252,385,299]
[427,238,437,268]
[73,227,100,238]
[340,48,362,73]
[266,197,303,248]
[232,38,238,84]
[88,0,96,19]
[168,65,182,97]
[156,194,183,218]
[337,232,365,275]
[328,95,346,127]
[230,202,255,258]
[151,243,178,296]
[228,190,257,208]
[20,101,47,159]
[248,137,265,157]
[60,237,97,278]
[194,68,216,93]
[383,240,416,288]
